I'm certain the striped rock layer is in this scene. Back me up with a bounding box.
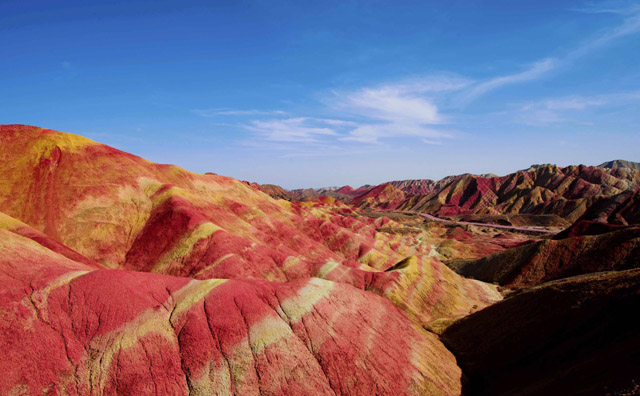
[397,166,640,223]
[289,166,640,225]
[0,125,502,395]
[0,224,460,395]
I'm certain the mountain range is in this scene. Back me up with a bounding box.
[1,125,639,395]
[288,161,640,227]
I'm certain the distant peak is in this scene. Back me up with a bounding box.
[336,185,355,194]
[523,163,557,172]
[598,160,640,171]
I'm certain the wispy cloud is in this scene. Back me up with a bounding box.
[542,97,606,110]
[460,59,556,104]
[340,123,452,144]
[228,77,465,146]
[193,108,287,117]
[193,5,640,151]
[327,77,466,143]
[243,117,338,143]
[333,77,468,124]
[572,1,640,15]
[457,4,640,103]
[335,87,440,124]
[517,91,640,125]
[568,5,640,58]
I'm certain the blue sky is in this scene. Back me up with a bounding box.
[1,0,639,188]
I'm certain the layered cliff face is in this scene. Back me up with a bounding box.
[0,125,503,395]
[288,186,362,202]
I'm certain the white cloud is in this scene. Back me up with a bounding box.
[237,78,463,146]
[572,1,640,15]
[194,108,287,117]
[244,117,338,143]
[194,7,640,150]
[456,5,640,104]
[307,118,359,127]
[543,97,606,110]
[327,77,466,144]
[517,109,568,126]
[460,59,557,104]
[333,77,468,124]
[517,91,640,125]
[340,123,451,144]
[568,7,640,58]
[337,87,441,124]
[421,138,445,145]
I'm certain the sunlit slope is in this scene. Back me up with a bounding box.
[0,220,463,395]
[0,124,500,324]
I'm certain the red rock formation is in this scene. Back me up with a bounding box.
[351,183,407,210]
[289,186,358,202]
[0,225,462,395]
[335,185,356,194]
[0,125,504,395]
[599,159,640,171]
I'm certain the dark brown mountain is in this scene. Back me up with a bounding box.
[442,268,640,395]
[599,159,640,171]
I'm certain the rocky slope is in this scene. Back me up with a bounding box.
[244,182,293,201]
[448,220,640,289]
[0,125,503,395]
[5,124,637,395]
[0,219,462,395]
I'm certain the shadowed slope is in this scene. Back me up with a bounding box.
[0,211,100,268]
[442,269,640,395]
[244,182,293,201]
